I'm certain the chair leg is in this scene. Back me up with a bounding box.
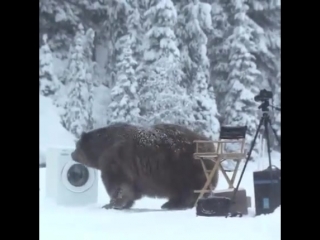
[199,159,215,192]
[229,160,242,188]
[194,157,221,207]
[219,163,233,188]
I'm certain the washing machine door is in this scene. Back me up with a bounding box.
[61,161,96,193]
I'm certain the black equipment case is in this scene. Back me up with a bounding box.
[253,166,281,216]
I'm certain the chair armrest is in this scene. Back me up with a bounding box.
[193,140,221,144]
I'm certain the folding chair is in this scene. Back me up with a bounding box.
[193,126,247,207]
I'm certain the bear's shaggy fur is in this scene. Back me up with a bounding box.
[71,122,218,210]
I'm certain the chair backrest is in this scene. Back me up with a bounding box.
[218,126,247,155]
[219,126,247,140]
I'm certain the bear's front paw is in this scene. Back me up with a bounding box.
[101,203,114,210]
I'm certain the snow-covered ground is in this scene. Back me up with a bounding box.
[39,96,281,240]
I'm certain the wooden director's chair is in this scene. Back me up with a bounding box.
[193,126,248,206]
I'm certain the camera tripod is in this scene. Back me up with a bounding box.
[226,100,281,217]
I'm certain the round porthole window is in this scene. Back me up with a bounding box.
[67,164,89,187]
[61,161,96,193]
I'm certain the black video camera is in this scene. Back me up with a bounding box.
[254,89,273,102]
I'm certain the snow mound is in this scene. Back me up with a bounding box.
[39,95,75,164]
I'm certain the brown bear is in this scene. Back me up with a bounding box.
[71,122,218,210]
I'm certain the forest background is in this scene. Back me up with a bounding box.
[39,0,281,157]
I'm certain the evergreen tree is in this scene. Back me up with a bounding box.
[60,24,94,138]
[83,28,101,87]
[178,0,220,138]
[108,34,140,124]
[40,0,80,58]
[246,0,281,92]
[207,0,232,115]
[137,0,195,126]
[39,34,60,97]
[104,0,142,125]
[40,0,108,58]
[221,0,262,156]
[175,0,192,90]
[126,0,144,62]
[272,72,280,148]
[39,0,281,147]
[102,0,129,88]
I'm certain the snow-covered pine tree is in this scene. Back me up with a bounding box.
[82,28,101,87]
[107,34,140,124]
[207,0,232,115]
[246,0,281,93]
[177,0,220,138]
[103,0,142,125]
[40,0,109,58]
[40,0,81,59]
[175,0,192,90]
[221,0,262,156]
[102,0,129,88]
[39,34,60,98]
[125,0,144,62]
[137,0,195,126]
[60,24,94,138]
[272,72,280,148]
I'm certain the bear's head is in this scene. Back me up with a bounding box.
[71,123,135,169]
[71,127,114,169]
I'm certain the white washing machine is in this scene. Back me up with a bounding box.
[45,147,98,206]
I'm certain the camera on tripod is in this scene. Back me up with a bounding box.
[254,89,273,102]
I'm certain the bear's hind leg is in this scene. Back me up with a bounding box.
[161,198,183,210]
[160,197,193,210]
[161,192,203,210]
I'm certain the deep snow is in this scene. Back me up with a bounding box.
[39,95,281,240]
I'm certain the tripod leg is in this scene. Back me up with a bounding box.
[269,121,281,151]
[265,117,278,208]
[264,118,273,169]
[227,116,265,217]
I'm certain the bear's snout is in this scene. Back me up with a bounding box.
[71,151,78,162]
